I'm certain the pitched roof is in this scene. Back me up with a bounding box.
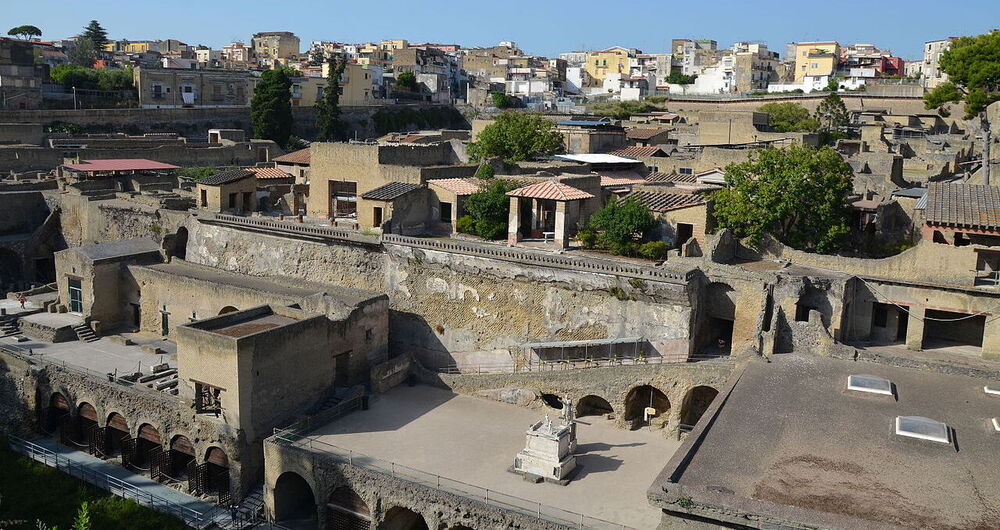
[273,148,310,165]
[605,146,668,158]
[361,182,422,201]
[199,168,255,186]
[623,190,706,212]
[647,172,697,184]
[599,175,647,187]
[427,178,482,196]
[247,167,292,180]
[626,128,669,140]
[63,159,180,172]
[925,183,1000,230]
[507,181,594,201]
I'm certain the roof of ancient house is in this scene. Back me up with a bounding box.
[623,190,706,212]
[361,181,422,201]
[247,167,292,180]
[63,159,180,172]
[926,183,1000,229]
[70,238,161,262]
[605,146,669,158]
[273,148,310,165]
[427,178,482,196]
[506,180,594,201]
[646,171,697,184]
[625,128,670,140]
[198,168,255,186]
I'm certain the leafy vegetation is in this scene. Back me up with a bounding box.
[67,37,97,68]
[7,25,41,40]
[461,179,519,239]
[315,56,347,141]
[467,112,563,164]
[587,196,657,256]
[251,68,293,148]
[371,107,465,135]
[756,102,819,132]
[177,166,235,180]
[666,72,698,85]
[474,163,494,180]
[638,241,670,260]
[711,145,853,253]
[395,71,418,91]
[49,65,134,91]
[0,437,186,530]
[491,91,514,109]
[590,100,655,119]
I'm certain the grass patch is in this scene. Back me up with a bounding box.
[0,437,188,530]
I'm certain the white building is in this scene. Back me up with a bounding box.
[919,39,952,89]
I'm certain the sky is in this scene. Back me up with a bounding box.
[7,0,1000,60]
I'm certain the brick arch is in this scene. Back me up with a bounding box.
[273,471,318,526]
[381,505,430,530]
[680,385,720,427]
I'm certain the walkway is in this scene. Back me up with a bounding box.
[11,436,232,529]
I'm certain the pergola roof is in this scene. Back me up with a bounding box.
[506,181,594,201]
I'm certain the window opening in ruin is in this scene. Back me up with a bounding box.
[228,193,237,209]
[440,202,452,223]
[794,303,815,322]
[334,351,351,387]
[676,223,694,248]
[67,277,83,313]
[195,381,224,415]
[373,207,384,227]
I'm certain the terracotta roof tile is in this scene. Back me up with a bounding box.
[273,148,310,165]
[626,128,669,140]
[507,181,594,201]
[606,146,667,158]
[247,167,292,180]
[428,178,482,196]
[926,183,1000,230]
[599,176,647,187]
[623,190,706,212]
[646,172,697,184]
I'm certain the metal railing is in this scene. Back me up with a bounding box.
[7,435,209,528]
[282,395,364,435]
[205,213,380,245]
[270,431,631,530]
[0,343,170,397]
[430,353,730,375]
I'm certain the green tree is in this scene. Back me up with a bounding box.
[711,145,853,253]
[590,100,655,119]
[81,20,109,50]
[468,112,564,164]
[315,56,347,141]
[395,71,418,91]
[815,92,849,130]
[67,37,97,68]
[666,72,697,85]
[7,25,41,40]
[72,502,90,530]
[587,196,657,255]
[308,48,325,67]
[463,179,519,239]
[924,30,1000,184]
[491,91,512,109]
[757,102,819,132]
[250,68,293,148]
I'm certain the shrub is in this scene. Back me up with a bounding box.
[638,241,670,260]
[474,163,494,180]
[455,215,476,234]
[577,227,598,249]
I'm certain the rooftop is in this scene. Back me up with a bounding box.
[427,177,482,196]
[553,154,640,165]
[247,167,292,180]
[647,172,698,184]
[300,384,678,529]
[194,306,302,338]
[651,355,1000,529]
[198,168,255,186]
[62,159,181,173]
[605,146,668,158]
[925,183,1000,230]
[273,148,310,165]
[626,128,670,140]
[66,238,161,263]
[360,181,422,201]
[624,190,706,212]
[507,180,594,201]
[1,329,177,378]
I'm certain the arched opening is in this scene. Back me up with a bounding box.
[0,248,23,295]
[576,395,614,418]
[174,228,188,261]
[104,412,130,458]
[382,506,428,530]
[204,447,230,502]
[273,472,317,527]
[218,306,238,315]
[166,435,196,481]
[624,385,670,429]
[540,393,564,409]
[77,403,98,452]
[700,282,736,355]
[42,392,70,435]
[681,386,720,428]
[327,487,371,530]
[132,423,161,471]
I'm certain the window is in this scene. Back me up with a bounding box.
[365,328,374,342]
[810,63,818,69]
[194,381,224,415]
[679,167,693,175]
[200,189,207,207]
[228,193,237,209]
[67,277,83,313]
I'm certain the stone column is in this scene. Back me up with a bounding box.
[554,201,569,248]
[530,198,540,232]
[507,196,522,245]
[905,305,925,351]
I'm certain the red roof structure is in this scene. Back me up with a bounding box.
[507,181,594,201]
[63,159,180,172]
[273,148,310,165]
[427,178,483,196]
[606,146,668,158]
[247,167,292,180]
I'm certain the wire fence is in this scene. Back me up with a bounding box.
[7,435,210,528]
[431,353,730,375]
[270,430,632,530]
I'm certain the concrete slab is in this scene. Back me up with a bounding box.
[20,312,84,328]
[1,333,177,376]
[304,385,680,529]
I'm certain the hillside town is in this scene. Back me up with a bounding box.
[0,12,999,530]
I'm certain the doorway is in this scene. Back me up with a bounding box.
[373,207,384,228]
[676,223,694,247]
[68,277,83,313]
[131,303,141,329]
[161,310,169,336]
[334,351,351,387]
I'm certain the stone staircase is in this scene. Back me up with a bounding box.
[0,318,21,338]
[206,483,266,529]
[73,322,100,343]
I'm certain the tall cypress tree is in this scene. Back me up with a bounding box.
[82,20,109,50]
[251,69,293,148]
[315,55,348,141]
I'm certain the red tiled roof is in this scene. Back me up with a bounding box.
[507,181,594,201]
[428,178,482,196]
[626,128,669,140]
[599,175,647,187]
[647,172,697,184]
[606,146,667,158]
[247,167,292,180]
[63,159,180,172]
[273,148,310,165]
[624,190,706,212]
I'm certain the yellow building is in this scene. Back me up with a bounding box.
[584,46,634,82]
[319,62,379,106]
[379,40,408,51]
[793,41,839,82]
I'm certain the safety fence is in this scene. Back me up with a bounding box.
[430,353,730,375]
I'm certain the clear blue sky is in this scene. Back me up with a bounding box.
[8,0,1000,60]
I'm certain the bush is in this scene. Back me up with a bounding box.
[474,163,494,180]
[474,218,508,240]
[638,241,670,260]
[607,240,641,257]
[455,215,476,234]
[588,197,656,251]
[578,227,598,249]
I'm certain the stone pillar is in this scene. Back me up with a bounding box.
[507,196,522,245]
[905,305,925,351]
[554,201,569,248]
[981,315,1000,360]
[530,198,540,232]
